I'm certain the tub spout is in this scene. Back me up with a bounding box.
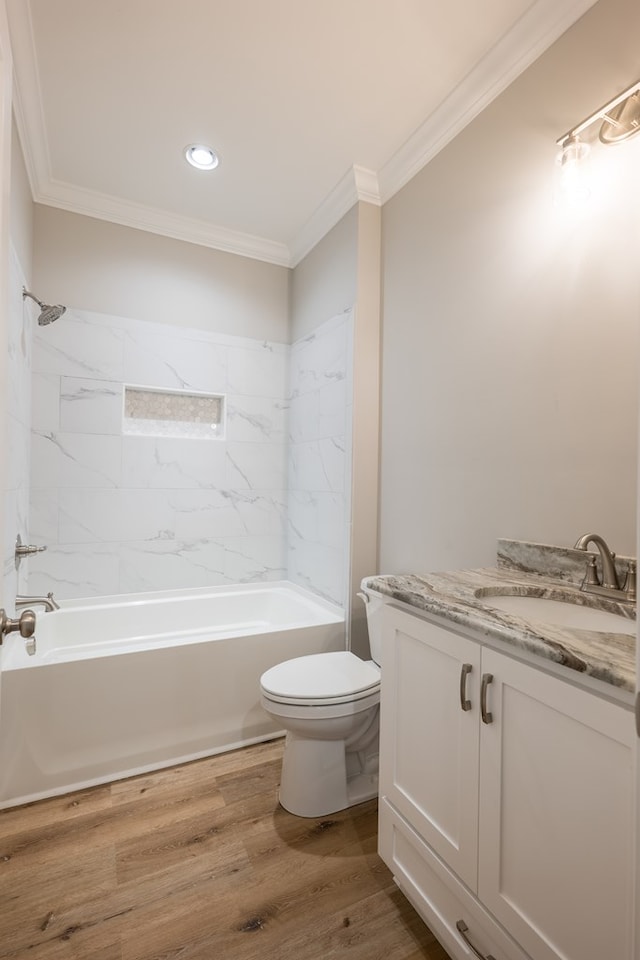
[16,592,59,612]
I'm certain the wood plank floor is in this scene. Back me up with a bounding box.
[0,738,452,960]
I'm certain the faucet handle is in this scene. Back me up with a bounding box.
[623,561,637,601]
[582,556,600,587]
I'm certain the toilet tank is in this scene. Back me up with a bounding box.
[358,580,386,665]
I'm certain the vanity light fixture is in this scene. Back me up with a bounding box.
[556,78,640,152]
[555,78,640,205]
[184,144,219,170]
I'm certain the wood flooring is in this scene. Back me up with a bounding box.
[0,738,452,960]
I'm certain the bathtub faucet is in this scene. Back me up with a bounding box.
[15,592,59,612]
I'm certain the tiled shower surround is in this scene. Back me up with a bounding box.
[287,312,353,604]
[25,296,353,607]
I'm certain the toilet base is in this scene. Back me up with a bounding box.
[345,770,378,808]
[278,732,379,818]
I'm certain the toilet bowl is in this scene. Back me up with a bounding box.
[259,583,384,818]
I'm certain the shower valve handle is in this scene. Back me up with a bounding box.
[14,534,47,569]
[15,539,47,558]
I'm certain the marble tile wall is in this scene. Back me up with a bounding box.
[286,308,353,606]
[3,246,32,607]
[27,308,290,598]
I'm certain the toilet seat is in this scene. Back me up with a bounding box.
[260,651,380,706]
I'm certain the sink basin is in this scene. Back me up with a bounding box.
[483,595,636,635]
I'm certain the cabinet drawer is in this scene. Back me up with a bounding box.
[379,797,530,960]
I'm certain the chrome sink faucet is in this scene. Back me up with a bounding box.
[15,592,59,612]
[574,533,636,603]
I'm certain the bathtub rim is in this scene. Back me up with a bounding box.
[55,578,344,620]
[2,580,346,669]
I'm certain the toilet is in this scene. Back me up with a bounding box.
[259,583,384,817]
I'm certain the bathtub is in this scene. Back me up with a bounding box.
[0,581,344,807]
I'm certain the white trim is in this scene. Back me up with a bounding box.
[5,0,48,202]
[289,165,380,267]
[35,178,291,266]
[378,0,599,203]
[353,165,382,206]
[8,0,597,266]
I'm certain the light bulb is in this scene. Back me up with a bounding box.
[555,135,591,206]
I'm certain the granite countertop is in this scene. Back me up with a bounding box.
[364,539,637,694]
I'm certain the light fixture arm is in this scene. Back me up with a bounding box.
[556,79,640,146]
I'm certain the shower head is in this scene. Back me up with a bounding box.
[37,302,66,326]
[22,288,66,326]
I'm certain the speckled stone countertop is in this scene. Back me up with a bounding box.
[364,539,637,694]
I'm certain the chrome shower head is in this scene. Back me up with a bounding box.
[37,302,66,325]
[22,287,66,326]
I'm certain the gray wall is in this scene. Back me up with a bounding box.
[33,206,290,341]
[379,0,640,575]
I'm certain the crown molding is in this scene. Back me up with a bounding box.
[35,179,292,266]
[8,0,596,268]
[353,165,382,206]
[377,0,598,203]
[288,165,380,267]
[6,0,51,201]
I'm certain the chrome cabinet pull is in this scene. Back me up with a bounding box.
[456,920,497,960]
[459,663,472,711]
[480,673,493,724]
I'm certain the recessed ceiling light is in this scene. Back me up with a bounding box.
[184,144,219,170]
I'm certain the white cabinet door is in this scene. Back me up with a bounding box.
[379,605,481,889]
[478,648,635,960]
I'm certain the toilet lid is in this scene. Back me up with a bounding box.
[260,651,380,704]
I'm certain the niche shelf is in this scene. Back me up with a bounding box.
[123,385,224,439]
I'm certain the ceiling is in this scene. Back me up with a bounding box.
[7,0,595,266]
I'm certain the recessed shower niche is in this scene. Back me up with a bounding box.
[123,385,225,439]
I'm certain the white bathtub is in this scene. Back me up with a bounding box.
[0,581,344,807]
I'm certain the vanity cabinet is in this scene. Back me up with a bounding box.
[378,605,635,960]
